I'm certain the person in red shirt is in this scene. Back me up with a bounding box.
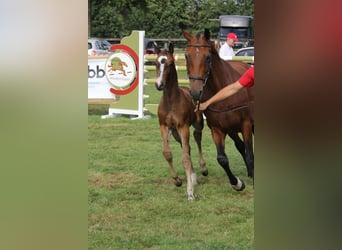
[195,66,254,111]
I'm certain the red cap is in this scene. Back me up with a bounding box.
[227,33,238,42]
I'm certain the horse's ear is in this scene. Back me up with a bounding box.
[153,43,160,54]
[179,22,187,30]
[169,43,174,54]
[179,22,190,41]
[204,28,210,41]
[182,30,192,41]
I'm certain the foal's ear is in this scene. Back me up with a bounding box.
[153,43,160,54]
[169,43,174,54]
[204,28,210,41]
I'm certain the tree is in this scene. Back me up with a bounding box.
[88,0,254,39]
[88,0,148,37]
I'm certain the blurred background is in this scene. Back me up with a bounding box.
[1,0,342,249]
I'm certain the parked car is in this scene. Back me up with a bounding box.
[88,38,112,56]
[144,40,158,55]
[234,46,254,57]
[144,39,159,65]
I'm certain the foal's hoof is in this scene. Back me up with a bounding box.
[187,193,195,201]
[232,177,245,191]
[201,169,208,176]
[174,178,182,187]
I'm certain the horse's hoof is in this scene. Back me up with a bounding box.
[174,178,182,187]
[201,169,208,176]
[232,177,245,191]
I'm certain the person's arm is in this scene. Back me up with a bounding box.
[194,66,254,112]
[195,81,244,111]
[218,47,226,59]
[219,55,233,61]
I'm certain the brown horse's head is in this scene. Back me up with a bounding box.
[154,43,176,91]
[183,29,212,101]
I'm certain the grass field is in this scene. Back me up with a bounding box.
[88,84,254,249]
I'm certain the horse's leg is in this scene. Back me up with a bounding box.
[171,130,182,146]
[160,125,182,186]
[192,112,208,176]
[212,128,245,191]
[241,121,254,179]
[228,132,248,167]
[178,126,196,200]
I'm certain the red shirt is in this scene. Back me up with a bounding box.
[238,66,254,87]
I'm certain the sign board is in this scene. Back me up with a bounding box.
[88,57,116,101]
[88,30,148,119]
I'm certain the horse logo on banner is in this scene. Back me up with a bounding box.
[105,44,139,96]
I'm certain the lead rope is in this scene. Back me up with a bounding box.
[207,101,254,113]
[196,100,200,112]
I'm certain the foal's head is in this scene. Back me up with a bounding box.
[183,29,213,101]
[154,43,176,91]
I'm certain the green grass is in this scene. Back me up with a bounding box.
[88,85,254,249]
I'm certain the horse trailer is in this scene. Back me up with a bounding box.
[218,15,254,49]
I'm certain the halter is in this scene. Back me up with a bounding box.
[186,44,212,85]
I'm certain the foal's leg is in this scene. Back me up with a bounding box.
[178,126,196,200]
[193,112,208,176]
[160,125,182,186]
[212,128,245,191]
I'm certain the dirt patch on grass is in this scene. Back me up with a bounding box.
[88,172,141,189]
[153,178,176,186]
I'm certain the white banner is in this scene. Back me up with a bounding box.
[88,57,116,99]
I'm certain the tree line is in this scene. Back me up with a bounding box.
[88,0,254,39]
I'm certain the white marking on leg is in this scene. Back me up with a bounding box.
[191,172,197,185]
[187,174,195,200]
[188,192,195,200]
[232,177,243,190]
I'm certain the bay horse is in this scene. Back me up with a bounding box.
[154,43,208,200]
[182,29,254,191]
